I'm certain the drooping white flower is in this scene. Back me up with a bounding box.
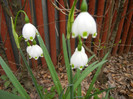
[70,46,88,70]
[26,45,43,60]
[72,12,97,39]
[22,23,38,41]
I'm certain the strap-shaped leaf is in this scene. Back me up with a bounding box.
[0,90,25,99]
[65,61,98,98]
[62,34,71,83]
[37,32,62,95]
[85,52,110,98]
[0,57,30,99]
[74,60,107,90]
[67,0,77,39]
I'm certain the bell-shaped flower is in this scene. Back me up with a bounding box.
[22,23,38,41]
[70,46,88,70]
[26,45,43,60]
[72,12,97,39]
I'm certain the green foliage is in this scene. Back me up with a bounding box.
[11,17,20,48]
[37,32,62,95]
[0,90,25,99]
[0,57,30,99]
[85,52,110,98]
[43,86,56,99]
[67,0,77,39]
[1,75,19,95]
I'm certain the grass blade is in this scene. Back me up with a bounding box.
[67,0,77,39]
[0,90,25,99]
[0,57,30,99]
[77,69,81,99]
[19,49,44,99]
[85,52,109,98]
[86,87,115,99]
[37,33,62,95]
[74,60,107,90]
[62,34,70,83]
[65,61,98,98]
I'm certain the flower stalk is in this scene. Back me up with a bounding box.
[14,10,29,29]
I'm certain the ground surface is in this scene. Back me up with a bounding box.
[0,52,133,99]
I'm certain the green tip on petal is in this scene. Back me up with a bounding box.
[79,66,83,70]
[83,31,87,37]
[35,57,38,60]
[80,66,83,69]
[72,64,75,69]
[41,53,43,57]
[30,37,33,40]
[29,56,31,59]
[92,32,97,38]
[72,33,75,37]
[25,38,27,41]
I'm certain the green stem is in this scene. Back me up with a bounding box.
[70,65,73,99]
[67,39,71,59]
[32,39,37,45]
[78,35,82,51]
[67,37,73,99]
[77,69,81,99]
[14,10,29,29]
[19,48,44,99]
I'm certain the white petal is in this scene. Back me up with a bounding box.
[26,46,32,53]
[27,45,43,60]
[72,12,97,39]
[70,46,88,69]
[22,23,37,41]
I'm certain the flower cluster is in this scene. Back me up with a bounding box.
[70,11,97,70]
[22,23,43,60]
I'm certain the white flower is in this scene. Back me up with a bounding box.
[26,45,43,60]
[70,46,88,70]
[72,12,97,39]
[22,23,38,41]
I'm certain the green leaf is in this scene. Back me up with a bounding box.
[85,52,109,98]
[86,87,115,99]
[77,69,82,99]
[1,75,8,81]
[65,61,98,98]
[12,88,18,95]
[19,49,44,99]
[4,81,11,89]
[88,54,96,63]
[10,17,20,48]
[0,57,30,99]
[0,90,25,99]
[37,32,62,95]
[67,0,77,39]
[74,60,107,91]
[62,34,71,83]
[59,88,65,99]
